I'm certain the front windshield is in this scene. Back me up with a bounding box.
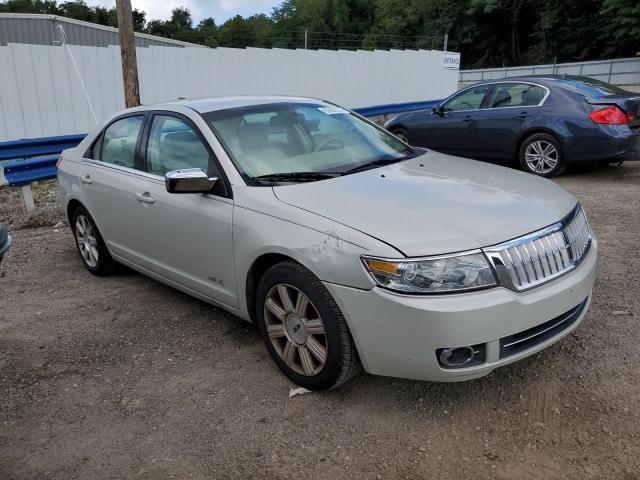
[202,102,413,183]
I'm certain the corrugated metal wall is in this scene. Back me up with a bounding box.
[0,15,201,48]
[0,44,458,142]
[459,58,640,87]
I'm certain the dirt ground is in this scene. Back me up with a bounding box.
[1,163,639,480]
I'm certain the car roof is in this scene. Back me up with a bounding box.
[480,74,598,87]
[142,95,327,114]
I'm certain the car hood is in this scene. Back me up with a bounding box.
[272,151,578,257]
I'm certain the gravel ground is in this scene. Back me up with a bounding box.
[1,163,639,479]
[0,180,65,230]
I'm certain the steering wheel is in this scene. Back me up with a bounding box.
[315,138,345,152]
[460,101,473,109]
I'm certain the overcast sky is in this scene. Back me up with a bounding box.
[91,0,282,24]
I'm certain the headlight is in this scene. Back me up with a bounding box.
[362,251,497,294]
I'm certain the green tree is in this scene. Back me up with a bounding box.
[600,0,640,57]
[197,17,217,47]
[0,0,145,31]
[1,0,638,66]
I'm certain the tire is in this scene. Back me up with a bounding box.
[391,127,411,145]
[71,205,116,276]
[519,133,565,178]
[255,261,362,390]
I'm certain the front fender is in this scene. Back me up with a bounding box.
[231,186,402,320]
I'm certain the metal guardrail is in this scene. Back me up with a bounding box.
[0,134,85,212]
[0,134,86,186]
[0,101,443,212]
[353,100,441,117]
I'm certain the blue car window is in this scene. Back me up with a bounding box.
[488,83,546,108]
[443,85,490,112]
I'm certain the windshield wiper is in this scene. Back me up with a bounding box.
[339,157,408,175]
[254,171,340,183]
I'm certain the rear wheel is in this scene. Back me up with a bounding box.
[391,127,411,145]
[255,261,361,390]
[71,205,116,276]
[519,133,565,177]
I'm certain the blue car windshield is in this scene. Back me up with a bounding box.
[556,78,629,98]
[202,102,413,182]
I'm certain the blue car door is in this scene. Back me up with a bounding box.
[418,84,491,158]
[473,82,548,160]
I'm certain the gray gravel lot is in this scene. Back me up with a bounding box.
[1,163,639,479]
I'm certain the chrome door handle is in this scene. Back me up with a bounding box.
[136,192,155,204]
[517,111,528,118]
[80,175,92,184]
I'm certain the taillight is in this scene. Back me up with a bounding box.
[589,106,628,125]
[56,154,63,168]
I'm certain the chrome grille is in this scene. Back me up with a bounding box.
[484,205,591,291]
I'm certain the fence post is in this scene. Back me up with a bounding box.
[607,60,614,84]
[19,185,35,213]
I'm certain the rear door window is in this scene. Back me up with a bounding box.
[487,83,547,108]
[97,116,144,168]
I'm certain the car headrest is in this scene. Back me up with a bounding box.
[270,111,305,127]
[163,131,206,159]
[164,131,197,145]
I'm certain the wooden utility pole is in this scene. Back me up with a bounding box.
[115,0,140,107]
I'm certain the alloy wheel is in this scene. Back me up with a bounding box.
[394,131,409,143]
[263,283,328,376]
[75,214,99,268]
[525,140,558,175]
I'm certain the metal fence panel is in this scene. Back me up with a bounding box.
[0,43,458,142]
[459,58,640,87]
[0,14,203,48]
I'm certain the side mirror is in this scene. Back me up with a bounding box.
[165,168,218,194]
[432,105,445,115]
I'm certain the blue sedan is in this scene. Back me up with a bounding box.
[385,75,639,177]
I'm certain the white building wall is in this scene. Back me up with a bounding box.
[0,44,459,142]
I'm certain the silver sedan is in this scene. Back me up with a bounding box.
[58,97,597,390]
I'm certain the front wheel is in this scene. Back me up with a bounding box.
[391,127,411,145]
[255,262,361,390]
[519,133,565,177]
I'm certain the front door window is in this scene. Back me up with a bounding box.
[443,86,490,112]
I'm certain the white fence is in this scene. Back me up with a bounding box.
[459,57,640,88]
[0,44,458,142]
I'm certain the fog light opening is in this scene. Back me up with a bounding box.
[439,346,477,367]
